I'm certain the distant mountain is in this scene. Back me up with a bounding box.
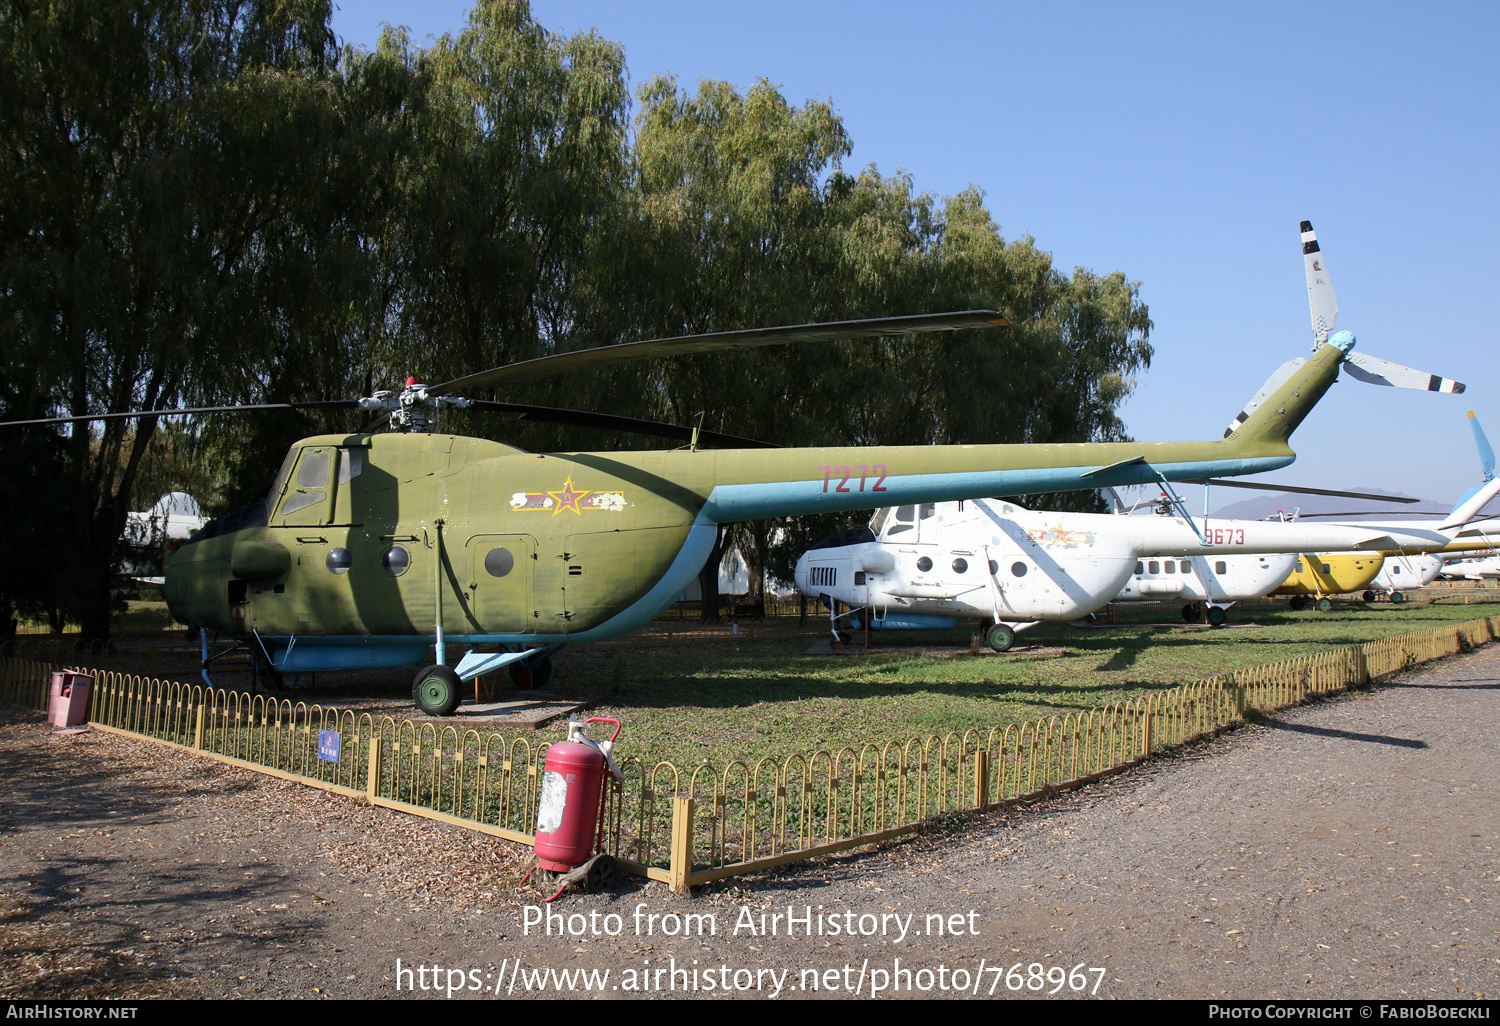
[1210,485,1498,522]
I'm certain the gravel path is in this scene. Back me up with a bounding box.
[3,645,1497,1000]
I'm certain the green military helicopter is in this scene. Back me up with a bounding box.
[6,300,1446,715]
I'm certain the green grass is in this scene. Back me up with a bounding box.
[555,597,1500,771]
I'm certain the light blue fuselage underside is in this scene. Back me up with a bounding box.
[258,455,1290,673]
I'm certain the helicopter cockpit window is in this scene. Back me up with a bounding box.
[337,447,363,484]
[887,505,916,536]
[918,503,936,520]
[869,508,891,536]
[282,451,329,516]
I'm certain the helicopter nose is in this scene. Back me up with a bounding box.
[793,551,809,587]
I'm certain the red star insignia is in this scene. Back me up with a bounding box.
[549,477,590,515]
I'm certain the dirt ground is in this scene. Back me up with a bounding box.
[2,644,1497,1001]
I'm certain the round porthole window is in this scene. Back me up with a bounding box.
[952,558,968,574]
[1011,561,1028,578]
[381,545,409,576]
[484,546,514,578]
[325,548,352,576]
[916,556,933,572]
[988,560,999,575]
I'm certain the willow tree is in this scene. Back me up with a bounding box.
[0,0,349,637]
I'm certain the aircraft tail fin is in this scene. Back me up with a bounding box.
[1445,411,1497,515]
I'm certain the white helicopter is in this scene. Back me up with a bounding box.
[1442,555,1500,580]
[122,492,209,585]
[794,220,1484,649]
[794,478,1499,649]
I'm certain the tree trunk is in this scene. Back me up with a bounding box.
[697,525,729,622]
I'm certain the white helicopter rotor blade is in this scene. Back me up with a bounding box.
[1302,220,1338,346]
[1224,357,1304,437]
[1341,350,1466,393]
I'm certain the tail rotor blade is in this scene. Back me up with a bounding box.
[1302,220,1338,346]
[1342,351,1465,393]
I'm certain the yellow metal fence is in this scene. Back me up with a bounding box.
[4,615,1495,890]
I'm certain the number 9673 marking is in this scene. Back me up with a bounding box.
[819,464,888,493]
[1206,528,1245,545]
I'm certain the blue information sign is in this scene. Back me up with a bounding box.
[317,729,341,764]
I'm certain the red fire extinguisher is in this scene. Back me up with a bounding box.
[534,716,623,873]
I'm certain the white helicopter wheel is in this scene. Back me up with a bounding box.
[985,623,1016,653]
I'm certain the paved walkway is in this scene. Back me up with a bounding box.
[2,645,1497,999]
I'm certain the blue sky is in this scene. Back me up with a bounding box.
[331,1,1499,506]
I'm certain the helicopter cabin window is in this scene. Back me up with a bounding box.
[484,547,515,578]
[1215,561,1227,574]
[1148,561,1160,574]
[989,560,999,575]
[1011,561,1028,578]
[951,558,968,574]
[325,548,352,576]
[1295,561,1304,572]
[1135,562,1144,575]
[915,556,933,572]
[382,546,410,576]
[1320,563,1331,573]
[1164,561,1174,574]
[1180,561,1192,575]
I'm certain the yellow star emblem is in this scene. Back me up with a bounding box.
[549,477,591,515]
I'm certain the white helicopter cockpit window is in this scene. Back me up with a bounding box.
[869,508,892,536]
[886,506,917,536]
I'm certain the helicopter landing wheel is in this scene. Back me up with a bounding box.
[1181,603,1200,623]
[1317,598,1333,613]
[509,653,553,689]
[985,622,1016,653]
[413,664,462,716]
[1289,595,1307,611]
[1362,590,1377,603]
[1206,606,1227,627]
[1391,591,1406,604]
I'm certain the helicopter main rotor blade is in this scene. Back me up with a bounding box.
[0,400,362,428]
[1185,478,1421,503]
[427,310,1009,397]
[467,401,781,448]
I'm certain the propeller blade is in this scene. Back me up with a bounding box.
[1341,351,1465,393]
[1302,220,1338,345]
[466,401,781,448]
[1185,478,1421,503]
[0,400,362,428]
[427,310,1009,397]
[1471,411,1496,482]
[1224,358,1304,437]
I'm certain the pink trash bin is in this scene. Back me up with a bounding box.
[48,671,93,728]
